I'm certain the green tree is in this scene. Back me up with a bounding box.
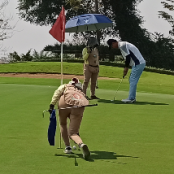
[17,0,148,46]
[9,51,21,61]
[17,0,116,42]
[159,0,174,36]
[21,49,33,61]
[17,0,174,70]
[0,0,14,41]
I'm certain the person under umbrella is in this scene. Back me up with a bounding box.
[48,77,90,160]
[82,37,100,100]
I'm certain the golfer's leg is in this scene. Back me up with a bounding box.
[68,107,85,145]
[129,63,145,100]
[59,97,71,147]
[69,108,90,160]
[91,72,98,96]
[83,65,91,95]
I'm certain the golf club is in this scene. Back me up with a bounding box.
[43,103,98,117]
[111,77,124,102]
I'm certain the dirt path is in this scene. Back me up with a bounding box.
[0,73,119,80]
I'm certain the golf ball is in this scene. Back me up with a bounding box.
[73,145,76,150]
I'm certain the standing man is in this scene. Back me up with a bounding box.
[48,77,90,160]
[82,37,100,100]
[107,39,146,103]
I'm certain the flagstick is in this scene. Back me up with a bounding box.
[60,42,63,85]
[60,11,65,148]
[60,41,63,149]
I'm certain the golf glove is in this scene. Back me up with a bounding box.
[48,104,54,114]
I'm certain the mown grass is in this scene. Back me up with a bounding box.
[0,81,174,174]
[1,61,174,95]
[0,62,123,77]
[0,62,174,174]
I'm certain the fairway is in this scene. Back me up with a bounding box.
[0,79,174,174]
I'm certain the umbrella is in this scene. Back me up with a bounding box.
[65,13,112,32]
[48,109,57,146]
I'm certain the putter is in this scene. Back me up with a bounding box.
[111,77,124,101]
[42,104,98,117]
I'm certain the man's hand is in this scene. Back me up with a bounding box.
[48,104,54,114]
[87,47,92,53]
[123,67,129,78]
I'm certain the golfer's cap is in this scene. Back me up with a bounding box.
[71,77,79,84]
[107,39,117,50]
[69,77,82,90]
[69,77,80,85]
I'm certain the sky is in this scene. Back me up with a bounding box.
[1,0,173,55]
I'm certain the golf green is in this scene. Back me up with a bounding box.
[0,81,174,174]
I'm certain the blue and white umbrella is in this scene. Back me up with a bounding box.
[65,14,113,32]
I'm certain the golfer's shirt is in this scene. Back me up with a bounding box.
[82,47,99,66]
[50,85,66,105]
[118,42,145,67]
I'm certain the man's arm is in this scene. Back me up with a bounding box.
[123,54,131,77]
[49,84,66,114]
[50,84,66,105]
[82,47,90,61]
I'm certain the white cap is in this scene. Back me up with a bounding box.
[69,77,82,90]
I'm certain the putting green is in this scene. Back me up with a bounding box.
[0,83,174,174]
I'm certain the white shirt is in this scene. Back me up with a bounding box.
[118,41,145,67]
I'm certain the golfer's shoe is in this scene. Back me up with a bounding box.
[91,95,100,99]
[85,96,91,100]
[79,143,90,160]
[121,99,136,103]
[64,146,72,154]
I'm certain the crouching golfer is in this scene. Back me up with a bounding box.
[48,77,90,160]
[107,39,146,103]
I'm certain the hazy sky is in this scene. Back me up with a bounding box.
[1,0,173,55]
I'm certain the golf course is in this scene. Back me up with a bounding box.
[0,62,174,174]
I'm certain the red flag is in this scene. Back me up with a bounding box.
[49,7,65,43]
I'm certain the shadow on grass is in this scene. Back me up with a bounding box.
[98,99,169,105]
[89,151,138,161]
[55,150,138,164]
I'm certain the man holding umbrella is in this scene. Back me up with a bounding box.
[65,14,113,100]
[82,37,100,100]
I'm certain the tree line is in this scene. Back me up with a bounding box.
[6,0,174,70]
